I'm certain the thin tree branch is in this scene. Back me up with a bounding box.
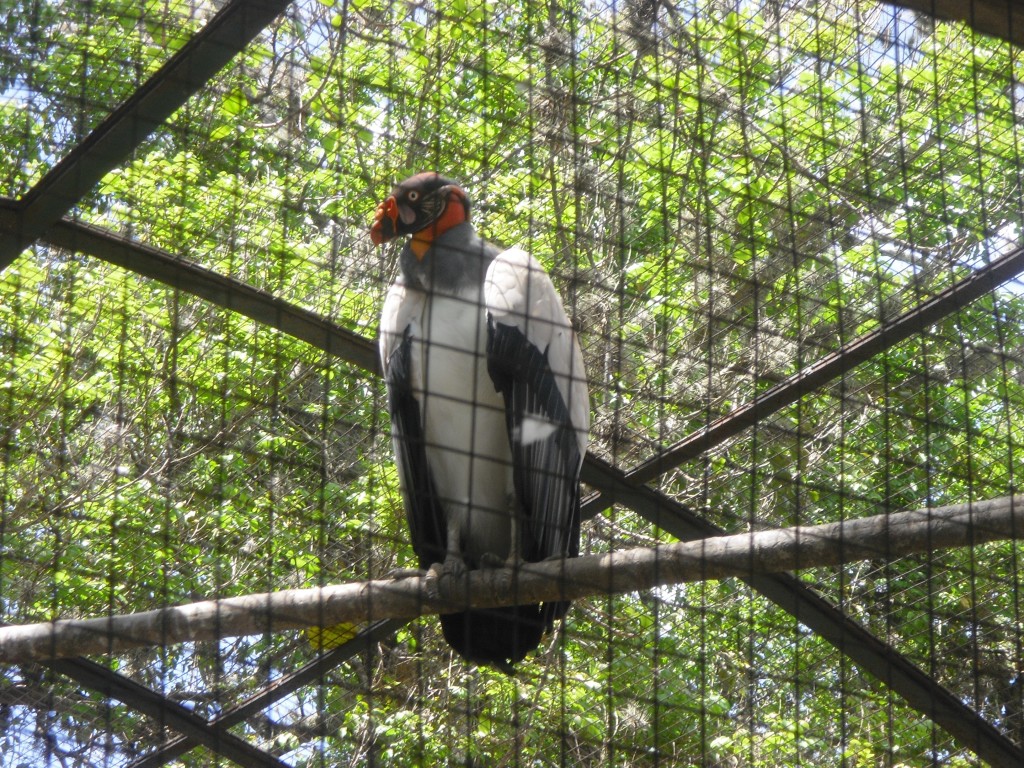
[2,495,1020,665]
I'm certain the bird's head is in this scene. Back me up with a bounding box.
[369,172,471,259]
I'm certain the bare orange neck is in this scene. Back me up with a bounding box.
[411,192,468,259]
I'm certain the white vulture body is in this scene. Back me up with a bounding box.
[373,173,588,670]
[380,276,514,567]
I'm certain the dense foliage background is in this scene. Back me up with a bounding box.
[2,0,1024,764]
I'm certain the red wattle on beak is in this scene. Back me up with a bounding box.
[370,196,399,245]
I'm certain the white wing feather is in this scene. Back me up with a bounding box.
[484,247,589,457]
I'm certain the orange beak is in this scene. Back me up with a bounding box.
[370,196,399,245]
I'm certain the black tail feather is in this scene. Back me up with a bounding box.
[440,605,553,673]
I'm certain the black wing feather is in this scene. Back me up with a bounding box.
[487,318,582,624]
[385,328,447,569]
[387,323,550,671]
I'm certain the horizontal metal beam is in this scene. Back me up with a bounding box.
[886,0,1024,49]
[0,0,293,272]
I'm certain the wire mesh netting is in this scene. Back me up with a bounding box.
[2,0,1024,765]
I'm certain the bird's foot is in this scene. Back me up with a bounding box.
[424,556,467,600]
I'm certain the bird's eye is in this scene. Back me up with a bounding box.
[407,191,420,202]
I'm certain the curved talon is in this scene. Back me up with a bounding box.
[424,563,445,600]
[442,554,467,578]
[478,553,507,570]
[384,567,429,580]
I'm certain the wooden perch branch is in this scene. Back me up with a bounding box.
[2,495,1021,664]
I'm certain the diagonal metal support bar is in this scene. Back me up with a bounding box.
[3,616,289,767]
[0,0,293,272]
[29,213,1024,766]
[128,619,407,768]
[3,209,380,375]
[583,243,1024,514]
[580,454,1024,768]
[887,0,1024,50]
[6,606,405,767]
[45,657,289,768]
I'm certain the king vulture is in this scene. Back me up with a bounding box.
[372,172,589,671]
